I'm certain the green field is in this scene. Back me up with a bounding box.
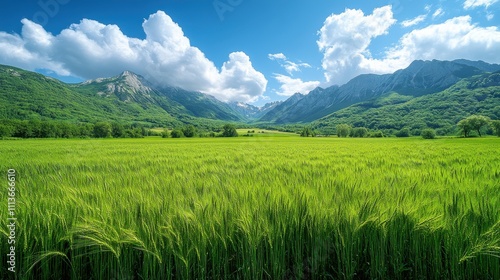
[1,137,499,279]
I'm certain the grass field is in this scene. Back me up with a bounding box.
[1,136,499,279]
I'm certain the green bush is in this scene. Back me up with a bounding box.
[350,127,368,138]
[370,131,384,138]
[336,124,351,137]
[182,125,197,138]
[421,129,436,139]
[222,124,238,137]
[395,128,410,137]
[491,120,500,137]
[93,122,112,138]
[171,129,184,138]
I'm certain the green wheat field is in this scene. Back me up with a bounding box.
[1,136,500,279]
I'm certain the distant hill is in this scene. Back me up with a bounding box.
[1,59,499,133]
[312,71,500,135]
[260,59,500,123]
[0,65,182,125]
[259,92,305,122]
[0,65,248,127]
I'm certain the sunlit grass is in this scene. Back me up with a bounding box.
[1,137,499,279]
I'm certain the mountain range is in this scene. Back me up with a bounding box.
[1,59,499,132]
[260,59,500,123]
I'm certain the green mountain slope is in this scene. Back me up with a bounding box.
[0,65,245,128]
[0,65,182,126]
[156,85,244,121]
[262,60,500,124]
[312,72,500,135]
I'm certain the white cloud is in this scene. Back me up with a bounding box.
[218,52,268,102]
[464,0,499,9]
[401,15,427,27]
[273,74,320,97]
[386,16,500,64]
[317,5,397,85]
[268,53,311,75]
[433,8,444,19]
[268,53,286,60]
[0,11,267,103]
[317,6,500,86]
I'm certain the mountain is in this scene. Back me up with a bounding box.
[2,59,499,131]
[312,71,500,135]
[261,59,500,123]
[74,71,189,117]
[0,65,179,125]
[452,59,500,73]
[0,65,244,127]
[76,71,245,121]
[228,101,281,120]
[156,85,243,121]
[259,92,306,122]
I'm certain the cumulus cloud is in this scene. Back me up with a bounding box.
[386,16,500,64]
[218,52,268,102]
[401,15,427,27]
[273,74,320,97]
[317,6,500,85]
[0,11,267,103]
[317,5,397,85]
[464,0,499,9]
[268,53,311,75]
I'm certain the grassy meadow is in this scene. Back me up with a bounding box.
[1,136,499,279]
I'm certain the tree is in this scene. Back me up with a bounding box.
[421,128,436,139]
[29,119,42,138]
[222,124,238,137]
[57,122,75,138]
[350,127,368,138]
[336,124,351,138]
[94,122,112,138]
[0,124,14,138]
[182,125,197,138]
[111,122,125,138]
[300,127,316,137]
[370,131,384,138]
[161,129,170,138]
[466,115,490,137]
[458,115,490,137]
[78,123,94,138]
[395,128,410,138]
[13,121,33,138]
[491,120,500,137]
[171,129,184,138]
[457,119,472,137]
[40,122,57,138]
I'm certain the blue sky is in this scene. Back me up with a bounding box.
[1,0,499,105]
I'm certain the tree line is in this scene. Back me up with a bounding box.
[0,119,240,139]
[0,119,152,139]
[302,115,500,139]
[162,124,238,138]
